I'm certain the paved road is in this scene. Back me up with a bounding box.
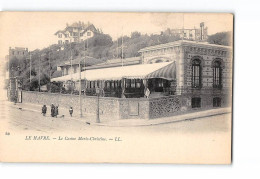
[1,101,232,164]
[5,102,231,135]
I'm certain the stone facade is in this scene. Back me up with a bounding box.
[20,41,232,121]
[139,40,232,109]
[9,47,29,60]
[149,96,181,119]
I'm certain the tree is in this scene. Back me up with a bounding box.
[131,31,141,39]
[207,31,232,46]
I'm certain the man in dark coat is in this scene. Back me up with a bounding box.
[54,106,59,118]
[51,104,55,117]
[42,105,47,116]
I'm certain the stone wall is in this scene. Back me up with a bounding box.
[148,96,181,119]
[22,91,120,121]
[22,91,190,120]
[119,98,150,119]
[21,91,231,121]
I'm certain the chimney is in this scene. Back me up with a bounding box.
[200,22,205,40]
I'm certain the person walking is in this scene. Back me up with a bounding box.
[42,105,47,116]
[54,106,59,118]
[145,87,150,98]
[69,107,73,117]
[51,104,55,117]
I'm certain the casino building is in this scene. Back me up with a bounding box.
[23,40,232,120]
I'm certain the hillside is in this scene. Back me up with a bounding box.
[7,31,231,91]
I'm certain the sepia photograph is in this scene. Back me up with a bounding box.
[0,12,233,164]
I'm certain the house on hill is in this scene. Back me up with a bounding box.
[54,21,98,45]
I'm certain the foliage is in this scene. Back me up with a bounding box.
[207,31,232,46]
[13,30,230,92]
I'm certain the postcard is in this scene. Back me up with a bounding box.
[0,12,233,163]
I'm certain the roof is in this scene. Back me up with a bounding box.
[51,62,175,82]
[55,23,97,35]
[138,40,232,53]
[58,56,103,67]
[82,24,97,33]
[54,30,66,35]
[86,57,141,70]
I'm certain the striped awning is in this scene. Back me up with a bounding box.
[145,61,176,80]
[51,62,176,82]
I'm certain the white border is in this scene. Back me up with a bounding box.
[1,0,260,179]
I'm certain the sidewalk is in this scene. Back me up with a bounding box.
[94,107,231,127]
[8,101,96,122]
[9,101,231,127]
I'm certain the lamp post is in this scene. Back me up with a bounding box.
[48,48,52,93]
[95,87,100,123]
[79,62,82,118]
[38,54,41,92]
[11,65,21,103]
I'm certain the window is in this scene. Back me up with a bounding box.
[58,34,62,38]
[73,66,77,73]
[192,97,201,108]
[73,32,77,36]
[213,97,221,107]
[111,81,114,88]
[125,79,131,88]
[136,79,141,88]
[131,80,135,88]
[105,81,109,89]
[58,40,62,45]
[192,59,202,88]
[158,79,163,87]
[213,60,222,89]
[87,32,91,36]
[118,80,121,88]
[65,40,69,44]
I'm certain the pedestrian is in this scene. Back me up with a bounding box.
[145,87,150,98]
[54,106,59,118]
[69,107,73,117]
[51,104,55,117]
[42,105,47,116]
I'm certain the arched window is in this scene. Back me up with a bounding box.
[213,60,222,88]
[155,59,163,63]
[192,59,202,88]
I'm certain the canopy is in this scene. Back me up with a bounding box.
[51,62,176,82]
[146,61,176,80]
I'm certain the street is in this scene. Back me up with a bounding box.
[0,100,232,163]
[4,101,231,134]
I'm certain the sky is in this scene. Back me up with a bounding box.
[0,12,233,60]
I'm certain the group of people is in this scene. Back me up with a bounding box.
[41,104,74,117]
[51,104,59,117]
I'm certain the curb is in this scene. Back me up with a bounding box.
[91,111,231,127]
